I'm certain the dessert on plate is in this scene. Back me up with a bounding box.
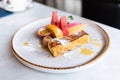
[37,11,89,57]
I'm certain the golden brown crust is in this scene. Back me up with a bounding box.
[49,30,88,48]
[48,30,89,57]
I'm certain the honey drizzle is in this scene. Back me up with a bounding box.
[23,42,41,49]
[81,48,93,56]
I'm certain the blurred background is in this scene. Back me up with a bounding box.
[35,0,120,29]
[35,0,82,16]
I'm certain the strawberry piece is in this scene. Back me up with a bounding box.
[59,16,69,36]
[51,11,59,26]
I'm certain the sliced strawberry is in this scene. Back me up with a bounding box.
[51,11,59,26]
[59,16,69,36]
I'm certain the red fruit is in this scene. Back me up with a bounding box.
[59,16,69,36]
[62,27,69,36]
[59,16,66,29]
[51,11,59,26]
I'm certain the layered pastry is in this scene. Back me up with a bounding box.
[48,30,89,57]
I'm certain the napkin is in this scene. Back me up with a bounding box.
[0,8,13,18]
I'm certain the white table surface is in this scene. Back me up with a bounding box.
[0,2,120,80]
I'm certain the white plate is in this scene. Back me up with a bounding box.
[11,17,110,73]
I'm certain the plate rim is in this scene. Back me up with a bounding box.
[11,17,110,71]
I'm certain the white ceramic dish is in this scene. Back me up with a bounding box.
[11,17,110,73]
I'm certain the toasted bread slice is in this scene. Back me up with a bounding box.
[48,30,89,57]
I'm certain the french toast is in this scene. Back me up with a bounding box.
[48,30,89,57]
[37,11,90,57]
